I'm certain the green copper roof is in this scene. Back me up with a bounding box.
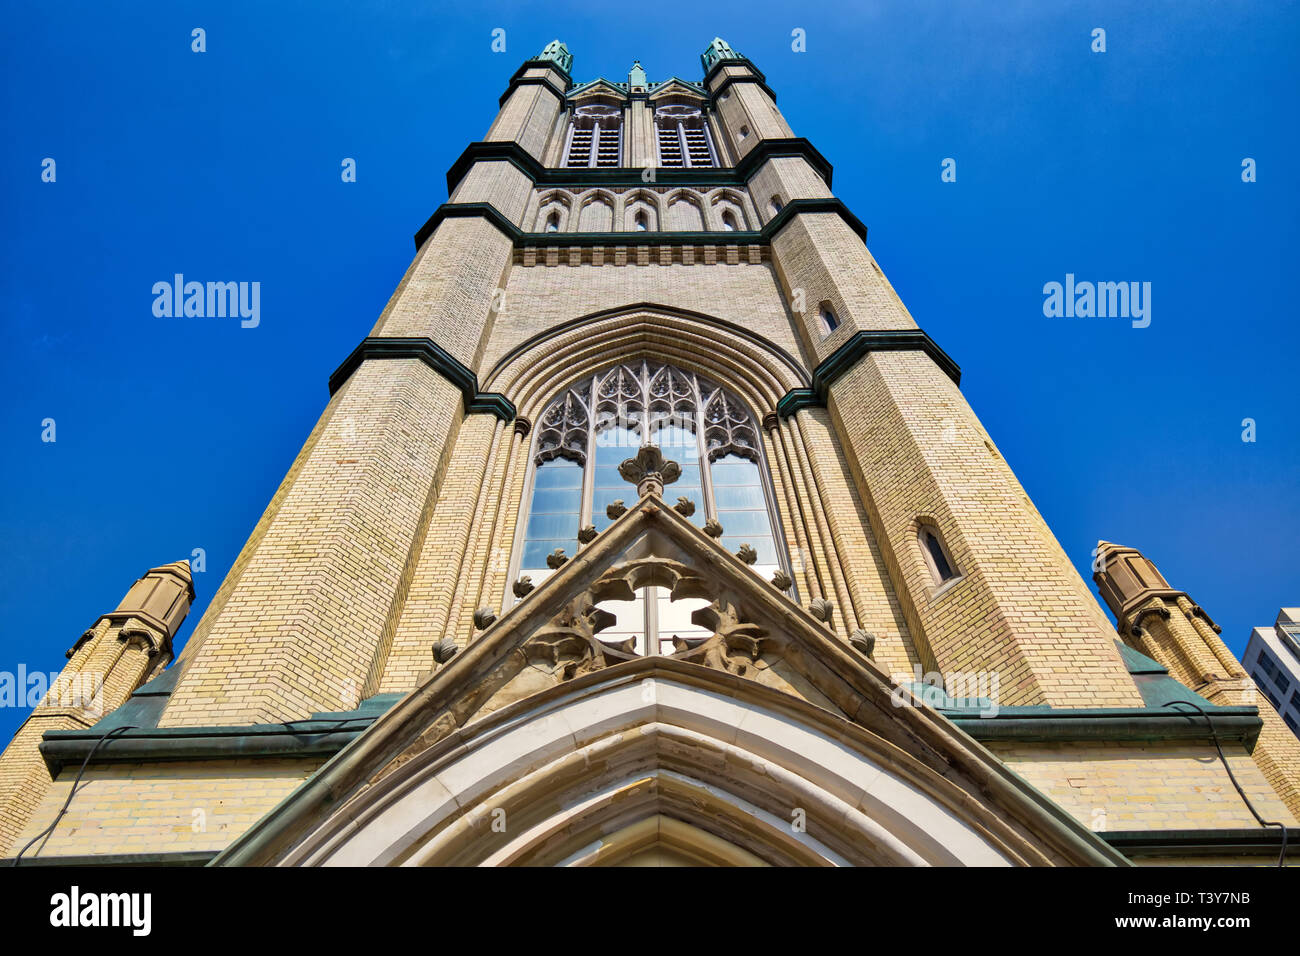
[628,59,647,88]
[701,36,742,73]
[568,75,707,100]
[537,39,572,75]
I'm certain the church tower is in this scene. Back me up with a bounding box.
[2,40,1296,866]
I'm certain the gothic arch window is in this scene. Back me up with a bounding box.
[623,190,659,231]
[769,195,784,216]
[918,523,960,589]
[654,104,717,168]
[720,210,738,231]
[818,303,840,336]
[515,361,790,652]
[535,193,571,232]
[564,104,624,168]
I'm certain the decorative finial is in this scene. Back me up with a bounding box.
[618,446,681,498]
[537,39,573,74]
[701,37,742,73]
[628,59,647,89]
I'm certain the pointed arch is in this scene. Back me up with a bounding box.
[707,187,752,230]
[621,189,660,231]
[576,189,616,232]
[663,189,705,231]
[481,303,810,421]
[533,190,574,232]
[215,500,1127,869]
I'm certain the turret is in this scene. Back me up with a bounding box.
[1094,540,1300,817]
[0,560,194,854]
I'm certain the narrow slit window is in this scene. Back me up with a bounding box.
[818,304,839,335]
[920,527,958,586]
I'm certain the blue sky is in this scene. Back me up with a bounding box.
[1,0,1296,741]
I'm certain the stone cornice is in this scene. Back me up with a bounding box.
[777,330,963,417]
[444,137,833,196]
[701,56,773,101]
[498,58,572,109]
[414,197,863,252]
[328,337,515,422]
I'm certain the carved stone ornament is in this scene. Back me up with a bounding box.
[517,556,774,683]
[771,570,793,591]
[606,499,627,520]
[736,544,758,565]
[849,629,876,659]
[808,597,834,624]
[473,607,497,630]
[432,638,459,664]
[703,518,724,538]
[577,524,598,544]
[546,549,569,569]
[674,496,696,517]
[618,445,681,498]
[513,575,535,598]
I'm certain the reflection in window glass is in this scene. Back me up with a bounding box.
[516,362,789,653]
[712,455,777,569]
[521,459,582,574]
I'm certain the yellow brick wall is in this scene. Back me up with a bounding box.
[162,360,464,727]
[12,759,322,859]
[990,739,1298,831]
[828,351,1142,708]
[480,256,804,375]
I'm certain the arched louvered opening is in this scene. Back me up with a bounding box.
[564,103,624,168]
[653,104,716,168]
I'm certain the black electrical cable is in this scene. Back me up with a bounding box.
[1166,700,1288,867]
[10,723,137,866]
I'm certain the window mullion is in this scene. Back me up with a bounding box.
[562,121,576,166]
[696,383,718,520]
[580,374,597,529]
